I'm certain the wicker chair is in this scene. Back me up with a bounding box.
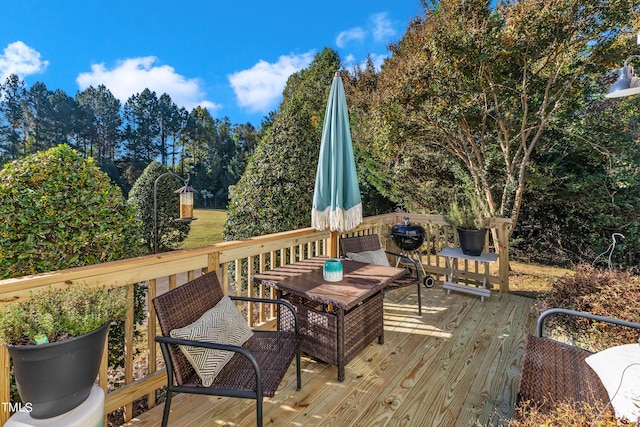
[152,271,302,427]
[339,234,422,315]
[517,308,640,417]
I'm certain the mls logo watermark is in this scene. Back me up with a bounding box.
[1,402,32,413]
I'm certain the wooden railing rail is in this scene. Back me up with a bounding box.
[0,213,511,425]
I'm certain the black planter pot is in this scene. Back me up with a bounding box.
[457,228,487,256]
[7,322,110,419]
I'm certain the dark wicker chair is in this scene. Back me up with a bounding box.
[152,271,302,427]
[339,234,422,315]
[517,308,640,417]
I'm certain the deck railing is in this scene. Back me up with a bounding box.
[0,212,511,425]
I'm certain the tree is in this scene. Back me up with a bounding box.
[21,82,56,153]
[123,89,161,163]
[0,144,146,279]
[224,48,341,240]
[128,162,191,253]
[76,85,123,162]
[157,93,185,167]
[0,74,27,162]
[514,74,640,266]
[359,0,638,241]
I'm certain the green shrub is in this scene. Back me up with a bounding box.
[537,264,640,350]
[128,162,190,253]
[0,144,147,368]
[0,144,146,279]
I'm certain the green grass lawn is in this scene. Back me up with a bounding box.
[180,209,226,249]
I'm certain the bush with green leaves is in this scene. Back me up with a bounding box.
[0,285,129,346]
[128,161,191,253]
[0,144,146,279]
[0,144,147,368]
[224,48,340,240]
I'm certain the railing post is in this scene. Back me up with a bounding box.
[0,346,9,425]
[497,220,511,293]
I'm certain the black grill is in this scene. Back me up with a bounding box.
[390,221,426,251]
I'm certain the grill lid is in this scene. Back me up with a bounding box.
[390,219,426,251]
[391,222,425,237]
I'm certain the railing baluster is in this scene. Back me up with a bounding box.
[147,278,157,411]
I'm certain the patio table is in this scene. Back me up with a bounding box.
[252,256,405,381]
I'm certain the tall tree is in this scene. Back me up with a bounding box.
[76,85,122,162]
[181,106,215,168]
[48,89,82,147]
[224,48,341,239]
[123,89,160,163]
[360,0,638,240]
[157,93,185,167]
[0,74,27,162]
[22,82,56,153]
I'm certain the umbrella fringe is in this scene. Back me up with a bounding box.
[312,203,362,233]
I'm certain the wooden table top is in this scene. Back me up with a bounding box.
[252,257,405,310]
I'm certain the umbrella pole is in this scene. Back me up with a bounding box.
[329,230,339,258]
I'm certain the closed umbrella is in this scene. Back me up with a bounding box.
[312,72,362,234]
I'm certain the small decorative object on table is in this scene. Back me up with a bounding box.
[323,258,343,281]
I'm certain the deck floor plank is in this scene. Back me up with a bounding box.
[122,285,534,427]
[347,289,473,427]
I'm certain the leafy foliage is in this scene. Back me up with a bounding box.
[182,112,253,209]
[352,0,638,236]
[0,76,253,206]
[537,264,640,350]
[0,285,129,345]
[128,161,191,253]
[513,74,640,267]
[224,48,341,239]
[0,144,146,279]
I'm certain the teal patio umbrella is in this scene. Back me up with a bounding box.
[311,72,362,233]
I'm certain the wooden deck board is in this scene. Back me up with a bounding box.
[122,285,535,427]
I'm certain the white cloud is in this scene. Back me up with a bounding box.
[0,41,49,81]
[228,52,314,113]
[76,56,219,112]
[343,53,388,72]
[336,27,367,48]
[370,12,396,43]
[367,53,388,70]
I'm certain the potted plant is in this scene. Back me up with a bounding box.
[0,285,129,419]
[445,197,486,256]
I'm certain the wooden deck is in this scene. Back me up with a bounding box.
[122,284,536,427]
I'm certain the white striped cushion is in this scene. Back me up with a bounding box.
[170,296,254,386]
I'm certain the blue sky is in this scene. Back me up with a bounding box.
[0,1,424,127]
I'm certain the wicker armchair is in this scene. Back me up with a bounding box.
[517,308,640,417]
[152,271,302,427]
[339,234,422,314]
